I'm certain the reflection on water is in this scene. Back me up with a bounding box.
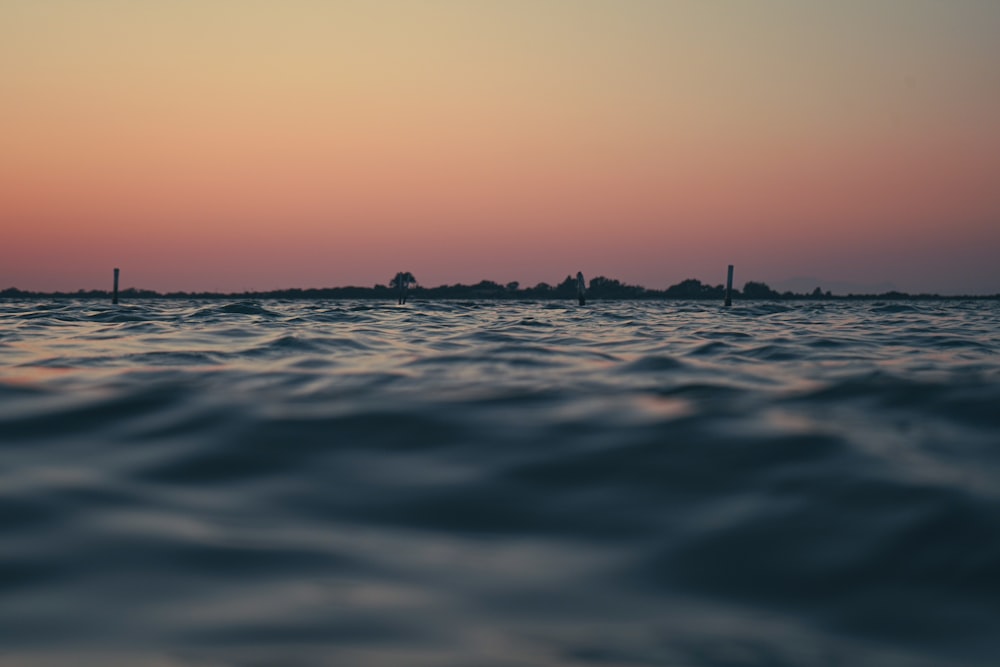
[1,298,999,666]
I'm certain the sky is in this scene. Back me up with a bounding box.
[2,0,999,294]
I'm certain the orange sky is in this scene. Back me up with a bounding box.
[3,1,999,294]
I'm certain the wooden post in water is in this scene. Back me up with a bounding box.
[724,264,733,307]
[577,271,586,306]
[112,268,120,305]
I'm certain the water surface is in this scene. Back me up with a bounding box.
[1,299,998,666]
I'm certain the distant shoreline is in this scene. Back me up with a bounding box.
[3,276,998,302]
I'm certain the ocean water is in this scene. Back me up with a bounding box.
[1,298,998,667]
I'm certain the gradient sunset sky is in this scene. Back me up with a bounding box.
[3,1,999,294]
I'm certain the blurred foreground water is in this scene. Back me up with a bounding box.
[1,299,999,666]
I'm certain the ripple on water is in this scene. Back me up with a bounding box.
[1,298,999,666]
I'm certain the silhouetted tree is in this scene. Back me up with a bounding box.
[390,272,417,304]
[389,272,417,289]
[468,280,506,297]
[524,282,554,298]
[742,281,780,299]
[555,275,578,297]
[588,276,645,298]
[664,278,722,298]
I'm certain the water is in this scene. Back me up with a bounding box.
[1,299,998,667]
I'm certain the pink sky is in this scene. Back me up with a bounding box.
[3,1,999,294]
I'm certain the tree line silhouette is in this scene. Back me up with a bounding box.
[2,275,995,301]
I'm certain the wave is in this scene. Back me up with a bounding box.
[1,299,999,666]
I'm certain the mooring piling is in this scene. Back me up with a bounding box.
[577,271,586,306]
[112,268,120,305]
[724,264,733,307]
